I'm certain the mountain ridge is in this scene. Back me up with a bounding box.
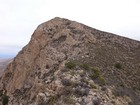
[0,17,140,105]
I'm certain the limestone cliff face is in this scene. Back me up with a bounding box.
[0,17,140,105]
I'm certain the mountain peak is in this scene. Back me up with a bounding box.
[0,18,140,105]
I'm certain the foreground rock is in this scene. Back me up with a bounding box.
[0,17,140,105]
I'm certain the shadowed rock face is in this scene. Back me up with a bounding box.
[0,17,140,105]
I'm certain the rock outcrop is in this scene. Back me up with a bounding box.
[0,17,140,105]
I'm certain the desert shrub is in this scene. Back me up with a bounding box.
[48,95,57,105]
[114,63,122,69]
[65,61,76,69]
[101,86,107,91]
[2,94,9,105]
[0,90,3,97]
[112,87,128,97]
[64,96,74,104]
[74,88,89,97]
[70,29,85,35]
[79,71,85,77]
[98,75,106,85]
[90,83,97,89]
[81,78,89,84]
[111,100,116,104]
[61,68,69,72]
[61,79,72,86]
[74,88,83,97]
[38,101,47,105]
[62,87,73,96]
[45,64,49,69]
[70,71,75,76]
[91,67,100,75]
[128,102,133,105]
[13,89,22,97]
[80,63,90,70]
[92,97,101,105]
[79,82,88,88]
[90,67,106,85]
[0,90,9,105]
[90,67,100,79]
[119,83,125,87]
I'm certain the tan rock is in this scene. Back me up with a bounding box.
[0,17,140,105]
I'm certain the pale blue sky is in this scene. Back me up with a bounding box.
[0,0,140,58]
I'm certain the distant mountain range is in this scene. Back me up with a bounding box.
[0,54,15,59]
[0,58,12,76]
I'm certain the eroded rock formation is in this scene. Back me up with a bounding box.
[0,17,140,105]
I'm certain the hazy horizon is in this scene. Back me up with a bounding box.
[0,53,16,59]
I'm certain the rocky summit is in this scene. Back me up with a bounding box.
[0,17,140,105]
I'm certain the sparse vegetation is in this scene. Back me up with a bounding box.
[70,71,75,76]
[0,90,3,97]
[89,67,106,85]
[65,63,105,86]
[114,63,122,69]
[62,87,73,96]
[98,75,106,85]
[90,67,100,79]
[38,101,47,105]
[0,90,9,105]
[48,95,57,105]
[2,94,9,105]
[1,18,140,105]
[61,78,73,86]
[90,83,97,89]
[64,96,74,104]
[92,98,101,105]
[81,78,89,84]
[101,86,107,91]
[70,29,85,35]
[80,63,90,70]
[65,61,76,69]
[112,87,128,97]
[74,88,89,97]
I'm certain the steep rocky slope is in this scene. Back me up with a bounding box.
[0,17,140,105]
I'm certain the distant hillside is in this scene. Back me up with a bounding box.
[0,17,140,105]
[0,59,12,76]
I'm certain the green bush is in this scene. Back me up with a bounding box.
[90,67,100,79]
[90,67,106,85]
[91,67,100,75]
[98,75,106,85]
[90,83,97,89]
[65,61,76,69]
